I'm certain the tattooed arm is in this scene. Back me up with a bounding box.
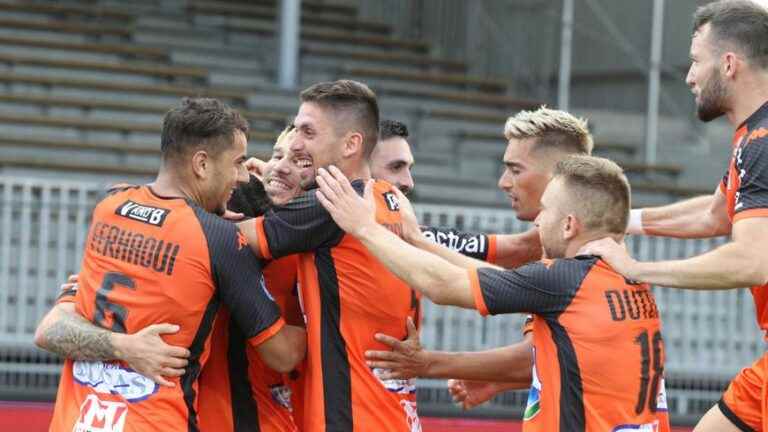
[36,302,116,360]
[35,301,191,387]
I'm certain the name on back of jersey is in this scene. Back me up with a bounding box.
[115,200,170,227]
[604,287,659,322]
[73,360,158,403]
[89,222,181,276]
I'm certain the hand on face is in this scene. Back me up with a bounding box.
[315,166,377,237]
[244,157,268,181]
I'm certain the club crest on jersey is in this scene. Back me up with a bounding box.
[115,201,170,227]
[383,192,400,211]
[73,361,158,403]
[74,394,128,432]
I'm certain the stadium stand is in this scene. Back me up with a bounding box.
[0,0,753,428]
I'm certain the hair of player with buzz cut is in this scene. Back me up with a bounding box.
[379,119,409,141]
[504,106,594,156]
[693,0,768,70]
[160,97,249,163]
[299,79,380,159]
[553,155,631,235]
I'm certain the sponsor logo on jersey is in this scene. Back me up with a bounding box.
[73,361,158,403]
[371,367,416,394]
[523,348,541,421]
[115,201,170,227]
[611,420,660,432]
[270,384,293,412]
[400,400,422,432]
[383,192,400,211]
[421,230,487,256]
[73,394,128,432]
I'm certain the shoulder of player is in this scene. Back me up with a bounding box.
[187,206,246,253]
[542,255,598,270]
[522,255,598,284]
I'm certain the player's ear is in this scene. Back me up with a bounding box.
[722,51,740,79]
[562,213,580,241]
[191,150,210,179]
[342,132,363,158]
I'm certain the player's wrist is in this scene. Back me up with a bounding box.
[110,333,129,361]
[626,209,645,235]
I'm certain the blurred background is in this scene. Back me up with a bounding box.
[0,0,760,430]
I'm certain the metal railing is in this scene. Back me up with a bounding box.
[1,177,764,423]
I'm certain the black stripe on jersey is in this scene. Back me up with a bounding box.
[718,399,756,432]
[182,296,220,432]
[547,319,585,431]
[316,247,353,431]
[228,318,261,432]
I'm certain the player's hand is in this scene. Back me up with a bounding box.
[364,318,428,379]
[222,209,245,221]
[59,273,79,293]
[579,237,638,279]
[447,379,501,410]
[113,324,190,387]
[315,166,377,237]
[244,157,268,180]
[390,186,421,242]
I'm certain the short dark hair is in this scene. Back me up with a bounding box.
[379,119,409,141]
[300,80,380,158]
[693,0,768,69]
[161,97,249,162]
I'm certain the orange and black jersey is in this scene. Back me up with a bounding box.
[198,255,301,432]
[253,179,421,432]
[49,186,284,432]
[721,100,768,334]
[470,256,670,432]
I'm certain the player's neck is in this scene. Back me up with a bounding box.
[726,75,768,127]
[152,168,198,204]
[571,233,622,258]
[341,160,372,182]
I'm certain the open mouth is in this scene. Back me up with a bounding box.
[268,178,293,191]
[295,157,313,169]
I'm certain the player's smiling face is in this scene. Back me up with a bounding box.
[263,131,314,206]
[207,129,249,216]
[498,137,552,222]
[291,102,344,179]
